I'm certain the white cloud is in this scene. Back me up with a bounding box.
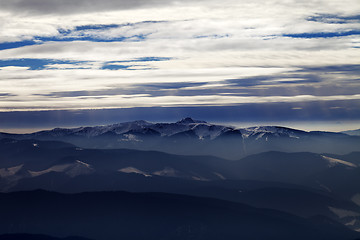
[0,0,359,112]
[2,92,360,111]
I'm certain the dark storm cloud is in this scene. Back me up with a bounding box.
[0,0,189,15]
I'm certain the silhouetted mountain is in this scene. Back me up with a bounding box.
[1,119,359,159]
[0,190,358,240]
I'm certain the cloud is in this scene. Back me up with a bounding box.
[307,14,360,24]
[1,101,360,132]
[0,0,359,123]
[2,91,360,112]
[0,58,90,70]
[0,0,178,15]
[283,30,360,39]
[0,93,16,97]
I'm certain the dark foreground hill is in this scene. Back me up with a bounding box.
[0,234,92,240]
[0,190,359,240]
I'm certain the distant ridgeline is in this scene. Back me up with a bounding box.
[0,118,359,159]
[0,119,360,239]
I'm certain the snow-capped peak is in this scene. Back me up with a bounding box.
[176,117,207,124]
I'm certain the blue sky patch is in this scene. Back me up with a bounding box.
[0,59,88,70]
[101,57,172,70]
[0,40,40,50]
[0,22,156,51]
[307,14,360,24]
[101,64,132,70]
[74,24,120,31]
[107,57,172,64]
[283,30,360,38]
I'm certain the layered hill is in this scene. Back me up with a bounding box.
[0,190,358,240]
[1,138,360,232]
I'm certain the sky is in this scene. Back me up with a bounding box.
[0,0,359,132]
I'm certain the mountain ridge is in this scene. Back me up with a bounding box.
[1,118,359,159]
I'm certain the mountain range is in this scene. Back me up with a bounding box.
[1,119,360,239]
[1,118,359,159]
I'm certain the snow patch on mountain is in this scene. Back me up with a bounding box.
[118,167,152,177]
[29,160,93,178]
[345,219,357,226]
[29,164,72,177]
[213,172,226,180]
[317,181,332,192]
[191,176,209,181]
[153,167,178,177]
[0,164,23,178]
[122,134,142,142]
[66,160,94,177]
[352,194,360,207]
[191,123,230,140]
[240,126,306,139]
[329,206,360,218]
[321,155,357,168]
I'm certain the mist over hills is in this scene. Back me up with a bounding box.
[342,129,360,136]
[1,118,359,159]
[1,119,360,239]
[1,136,360,235]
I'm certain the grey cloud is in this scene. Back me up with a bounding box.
[223,74,322,87]
[0,93,16,97]
[298,64,360,75]
[1,100,360,130]
[215,64,360,97]
[0,0,195,15]
[307,14,360,24]
[34,82,209,98]
[32,64,360,100]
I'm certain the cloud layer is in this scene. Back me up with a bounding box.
[0,0,359,125]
